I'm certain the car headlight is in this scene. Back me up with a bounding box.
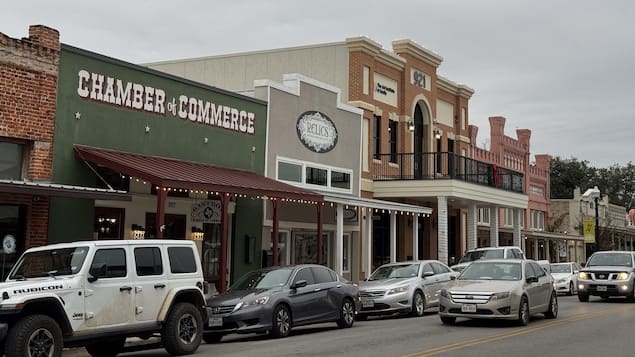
[238,296,270,310]
[440,289,449,298]
[578,272,589,280]
[489,292,510,301]
[387,285,410,295]
[616,272,630,280]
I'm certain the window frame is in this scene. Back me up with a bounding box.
[134,246,164,276]
[388,120,398,163]
[373,114,381,160]
[276,156,353,194]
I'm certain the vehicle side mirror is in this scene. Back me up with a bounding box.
[450,275,457,280]
[422,271,434,278]
[526,276,538,284]
[292,280,307,290]
[88,263,107,283]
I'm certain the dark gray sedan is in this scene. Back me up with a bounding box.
[203,264,360,342]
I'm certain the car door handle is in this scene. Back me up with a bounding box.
[314,288,321,292]
[336,284,342,288]
[154,283,166,289]
[120,286,132,292]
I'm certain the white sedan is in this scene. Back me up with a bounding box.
[550,262,582,295]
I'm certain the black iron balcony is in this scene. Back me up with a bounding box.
[373,152,524,193]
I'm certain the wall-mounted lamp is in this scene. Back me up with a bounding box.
[433,128,441,139]
[190,226,204,241]
[407,121,415,132]
[131,224,145,240]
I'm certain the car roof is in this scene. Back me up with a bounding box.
[468,246,521,252]
[469,258,526,264]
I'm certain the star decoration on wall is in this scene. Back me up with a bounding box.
[75,111,81,120]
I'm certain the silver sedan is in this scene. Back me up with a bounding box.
[357,260,458,320]
[439,259,558,325]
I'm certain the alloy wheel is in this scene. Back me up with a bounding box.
[415,293,424,315]
[343,301,355,326]
[177,313,198,345]
[27,328,55,357]
[276,308,290,335]
[520,298,529,325]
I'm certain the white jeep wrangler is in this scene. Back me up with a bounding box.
[0,239,207,357]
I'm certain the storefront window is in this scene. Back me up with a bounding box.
[306,167,327,186]
[331,171,350,190]
[293,232,329,265]
[278,161,302,182]
[0,142,24,180]
[389,120,397,163]
[373,115,381,160]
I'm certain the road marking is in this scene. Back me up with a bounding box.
[402,305,635,357]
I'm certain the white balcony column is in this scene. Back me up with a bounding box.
[467,203,478,251]
[412,214,419,261]
[390,211,397,263]
[365,207,373,279]
[512,208,522,248]
[335,203,344,275]
[490,206,499,247]
[437,196,448,264]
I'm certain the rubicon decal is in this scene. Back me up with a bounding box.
[76,70,256,135]
[13,285,64,294]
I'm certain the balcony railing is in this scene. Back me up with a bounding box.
[373,152,524,193]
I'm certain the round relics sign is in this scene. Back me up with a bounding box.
[2,235,16,254]
[296,111,338,153]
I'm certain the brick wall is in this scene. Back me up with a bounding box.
[0,25,60,248]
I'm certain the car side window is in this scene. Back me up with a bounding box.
[134,247,163,276]
[167,247,197,274]
[530,262,546,277]
[525,263,537,279]
[293,268,316,286]
[312,267,336,283]
[512,249,523,259]
[432,262,450,274]
[421,263,434,276]
[91,248,127,278]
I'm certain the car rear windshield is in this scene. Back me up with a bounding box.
[229,268,293,290]
[550,264,571,273]
[458,262,521,281]
[458,249,504,264]
[369,263,419,280]
[586,253,633,267]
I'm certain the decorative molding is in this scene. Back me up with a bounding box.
[437,75,475,99]
[347,100,375,112]
[392,39,443,68]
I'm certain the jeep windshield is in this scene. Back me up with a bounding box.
[586,253,633,267]
[8,246,89,280]
[228,267,293,291]
[458,249,504,264]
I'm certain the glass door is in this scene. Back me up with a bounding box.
[292,231,329,265]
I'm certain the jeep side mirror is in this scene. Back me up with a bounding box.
[292,280,307,290]
[88,263,107,283]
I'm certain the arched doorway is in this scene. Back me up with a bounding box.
[413,101,430,179]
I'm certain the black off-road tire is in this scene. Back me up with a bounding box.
[6,314,63,357]
[162,302,203,355]
[85,337,126,357]
[270,304,292,338]
[336,298,355,328]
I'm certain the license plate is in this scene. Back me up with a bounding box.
[362,300,375,308]
[208,317,223,327]
[597,285,607,292]
[461,304,477,313]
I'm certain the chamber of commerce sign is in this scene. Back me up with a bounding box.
[76,70,256,135]
[296,111,338,153]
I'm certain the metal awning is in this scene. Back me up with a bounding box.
[317,191,433,215]
[74,145,323,202]
[0,179,131,201]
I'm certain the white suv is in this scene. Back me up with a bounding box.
[451,246,526,273]
[0,239,207,357]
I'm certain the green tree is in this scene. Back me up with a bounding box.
[549,157,595,199]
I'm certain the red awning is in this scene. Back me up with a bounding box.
[74,145,323,202]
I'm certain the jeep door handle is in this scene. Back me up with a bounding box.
[120,286,132,292]
[154,283,166,289]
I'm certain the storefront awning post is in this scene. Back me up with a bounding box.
[317,204,323,265]
[272,199,280,267]
[336,203,344,275]
[156,187,167,239]
[219,194,229,293]
[390,211,396,263]
[413,214,419,261]
[365,207,373,279]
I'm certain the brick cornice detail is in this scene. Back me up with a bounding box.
[392,39,443,68]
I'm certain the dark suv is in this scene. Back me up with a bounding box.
[577,251,635,302]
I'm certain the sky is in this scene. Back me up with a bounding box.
[3,0,635,168]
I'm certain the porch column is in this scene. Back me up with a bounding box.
[365,207,373,278]
[317,204,323,265]
[390,211,397,263]
[490,206,499,247]
[437,196,448,264]
[467,203,478,251]
[335,203,344,275]
[412,214,419,261]
[219,194,230,292]
[272,199,280,267]
[512,209,522,248]
[533,238,539,259]
[156,187,167,238]
[545,239,551,262]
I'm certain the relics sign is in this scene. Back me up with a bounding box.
[191,201,221,223]
[583,219,595,243]
[76,70,256,135]
[296,111,338,153]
